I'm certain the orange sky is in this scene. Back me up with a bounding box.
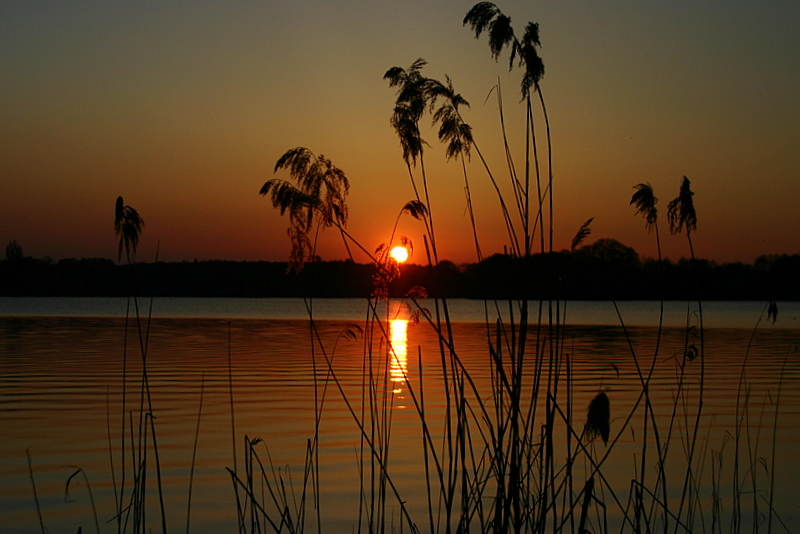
[2,1,799,266]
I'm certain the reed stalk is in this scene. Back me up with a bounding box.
[249,5,790,530]
[185,374,205,534]
[27,449,47,534]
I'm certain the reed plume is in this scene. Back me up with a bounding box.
[585,391,610,445]
[114,196,144,264]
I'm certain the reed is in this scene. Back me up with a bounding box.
[23,4,790,534]
[65,466,101,534]
[102,200,175,534]
[247,4,791,534]
[27,448,46,534]
[185,375,205,534]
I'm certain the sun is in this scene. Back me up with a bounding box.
[389,245,409,264]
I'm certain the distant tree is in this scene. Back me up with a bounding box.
[114,196,145,264]
[5,240,23,262]
[579,238,640,267]
[754,254,781,271]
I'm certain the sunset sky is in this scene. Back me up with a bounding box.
[2,1,798,266]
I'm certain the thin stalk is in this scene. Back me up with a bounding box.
[27,449,47,534]
[526,94,542,256]
[65,466,101,534]
[536,84,554,254]
[105,387,119,532]
[467,130,519,255]
[767,347,793,534]
[459,155,483,261]
[733,302,772,534]
[185,374,206,534]
[674,232,705,534]
[227,322,246,534]
[524,95,534,256]
[147,411,169,534]
[118,292,132,534]
[419,346,436,534]
[495,80,525,239]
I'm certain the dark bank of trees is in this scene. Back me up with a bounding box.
[389,242,800,301]
[0,257,373,298]
[2,239,799,300]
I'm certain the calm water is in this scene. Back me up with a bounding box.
[2,298,799,533]
[3,296,800,327]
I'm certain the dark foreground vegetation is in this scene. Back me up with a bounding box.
[10,2,798,532]
[3,240,799,300]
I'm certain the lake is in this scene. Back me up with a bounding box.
[1,297,799,533]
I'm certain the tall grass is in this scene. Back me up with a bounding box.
[244,3,791,534]
[108,241,177,534]
[22,4,790,534]
[26,205,188,533]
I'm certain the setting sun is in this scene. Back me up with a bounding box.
[390,245,409,263]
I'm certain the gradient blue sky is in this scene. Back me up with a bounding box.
[2,1,799,265]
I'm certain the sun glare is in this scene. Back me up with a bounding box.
[390,246,409,263]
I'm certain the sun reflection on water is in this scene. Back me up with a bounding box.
[389,318,408,395]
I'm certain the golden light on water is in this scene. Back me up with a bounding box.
[389,318,408,395]
[389,246,409,263]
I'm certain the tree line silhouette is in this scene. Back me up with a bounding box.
[2,239,799,300]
